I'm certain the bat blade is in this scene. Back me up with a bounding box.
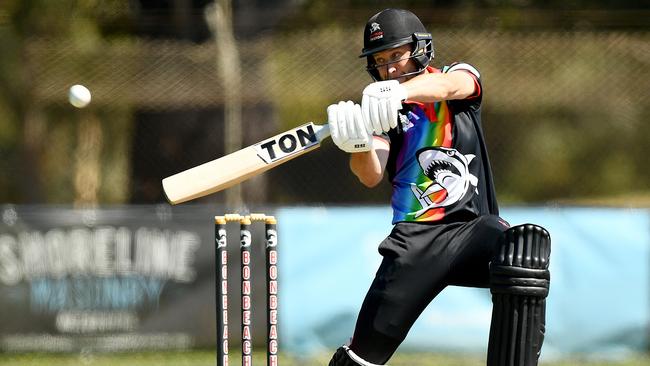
[162,122,330,204]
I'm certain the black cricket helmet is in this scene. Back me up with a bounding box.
[360,8,434,81]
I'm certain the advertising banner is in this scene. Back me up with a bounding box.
[0,205,256,352]
[277,206,650,360]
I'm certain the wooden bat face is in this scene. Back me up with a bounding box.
[162,123,330,204]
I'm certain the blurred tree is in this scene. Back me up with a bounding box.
[281,0,649,31]
[0,0,134,204]
[0,0,647,205]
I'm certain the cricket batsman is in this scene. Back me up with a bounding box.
[326,8,551,366]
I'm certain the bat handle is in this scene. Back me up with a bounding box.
[314,123,331,142]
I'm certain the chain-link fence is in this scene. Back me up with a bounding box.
[3,28,649,205]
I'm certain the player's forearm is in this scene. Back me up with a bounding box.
[403,72,476,103]
[350,150,384,188]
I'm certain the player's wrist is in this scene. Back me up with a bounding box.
[348,145,373,154]
[342,137,373,153]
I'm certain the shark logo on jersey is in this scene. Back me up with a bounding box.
[410,147,479,217]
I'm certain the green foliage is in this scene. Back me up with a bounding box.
[3,0,132,38]
[0,0,134,203]
[0,1,647,204]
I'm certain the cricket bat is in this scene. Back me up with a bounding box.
[162,122,331,204]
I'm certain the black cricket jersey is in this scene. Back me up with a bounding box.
[383,64,499,224]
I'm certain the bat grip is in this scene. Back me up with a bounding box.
[315,123,331,141]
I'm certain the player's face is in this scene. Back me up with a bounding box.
[372,44,418,82]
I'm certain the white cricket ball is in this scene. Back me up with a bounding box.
[68,84,92,108]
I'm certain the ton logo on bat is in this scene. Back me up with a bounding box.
[254,124,319,164]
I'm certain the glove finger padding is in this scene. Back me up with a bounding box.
[370,99,381,135]
[361,80,407,134]
[353,104,367,142]
[327,103,340,146]
[345,101,358,139]
[328,100,373,153]
[360,94,375,135]
[362,94,381,135]
[337,101,349,142]
[379,99,391,132]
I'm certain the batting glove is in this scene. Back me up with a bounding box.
[361,80,408,134]
[327,101,373,154]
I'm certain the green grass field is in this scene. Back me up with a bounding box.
[0,350,648,366]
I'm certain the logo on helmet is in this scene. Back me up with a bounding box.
[369,22,383,41]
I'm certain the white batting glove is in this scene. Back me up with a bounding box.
[361,80,408,134]
[327,101,373,153]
